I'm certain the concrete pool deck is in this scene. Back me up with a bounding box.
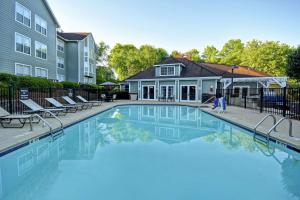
[0,100,300,154]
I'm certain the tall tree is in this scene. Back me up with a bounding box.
[185,49,202,62]
[96,67,116,84]
[171,50,181,58]
[97,41,110,65]
[241,40,292,76]
[108,44,168,80]
[286,46,300,80]
[219,39,244,65]
[202,45,220,63]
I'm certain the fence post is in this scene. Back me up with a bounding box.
[260,87,263,113]
[49,87,52,98]
[283,86,287,117]
[87,89,90,101]
[8,84,13,113]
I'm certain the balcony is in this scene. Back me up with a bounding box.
[84,72,94,78]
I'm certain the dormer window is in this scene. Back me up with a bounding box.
[161,66,175,76]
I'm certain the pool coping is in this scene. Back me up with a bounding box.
[0,102,299,156]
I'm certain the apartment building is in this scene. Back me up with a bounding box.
[0,0,97,84]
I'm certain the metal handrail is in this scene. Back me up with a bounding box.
[201,96,215,105]
[42,110,64,129]
[267,117,293,140]
[31,114,53,133]
[254,114,277,135]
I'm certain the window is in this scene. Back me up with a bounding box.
[35,67,48,78]
[161,66,175,76]
[57,74,65,82]
[15,63,31,76]
[35,15,47,36]
[15,33,31,55]
[35,41,47,60]
[84,52,89,62]
[15,2,31,27]
[57,40,64,52]
[57,57,64,69]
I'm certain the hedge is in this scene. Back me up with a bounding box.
[0,73,99,89]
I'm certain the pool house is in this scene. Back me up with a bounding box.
[126,57,287,102]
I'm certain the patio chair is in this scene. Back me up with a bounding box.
[76,96,102,106]
[45,98,79,113]
[62,96,92,110]
[0,106,39,129]
[20,99,66,117]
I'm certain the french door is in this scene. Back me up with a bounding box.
[181,85,196,101]
[160,85,174,98]
[142,85,155,100]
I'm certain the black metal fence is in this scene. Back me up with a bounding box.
[0,87,129,114]
[216,87,300,120]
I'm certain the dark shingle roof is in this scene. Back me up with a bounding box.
[126,57,218,80]
[57,32,90,41]
[126,57,270,80]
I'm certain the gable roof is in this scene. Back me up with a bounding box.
[57,32,90,41]
[43,0,60,27]
[126,57,271,81]
[126,57,219,80]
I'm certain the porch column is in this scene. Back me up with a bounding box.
[155,80,159,100]
[197,79,202,103]
[138,81,141,100]
[175,80,179,102]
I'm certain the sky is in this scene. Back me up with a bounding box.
[47,0,300,53]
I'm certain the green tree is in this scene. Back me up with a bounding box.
[96,67,116,84]
[185,49,202,62]
[139,45,168,70]
[108,44,168,80]
[202,45,220,63]
[241,40,292,76]
[219,39,244,65]
[286,46,300,80]
[171,50,181,58]
[97,41,110,65]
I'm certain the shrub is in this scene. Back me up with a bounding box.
[18,76,56,88]
[0,73,19,86]
[61,81,80,88]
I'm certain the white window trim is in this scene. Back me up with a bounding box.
[142,85,156,100]
[57,57,65,69]
[233,85,250,97]
[35,41,47,60]
[160,66,175,76]
[180,84,198,102]
[35,14,47,37]
[15,32,31,56]
[35,67,48,78]
[15,2,31,28]
[57,40,64,53]
[160,85,175,98]
[15,63,32,76]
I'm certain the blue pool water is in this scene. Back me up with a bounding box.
[0,105,299,200]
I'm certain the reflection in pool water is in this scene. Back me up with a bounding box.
[0,105,299,200]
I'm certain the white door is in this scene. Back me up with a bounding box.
[181,85,197,101]
[142,85,155,100]
[160,85,175,98]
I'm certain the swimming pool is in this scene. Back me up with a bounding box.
[0,105,299,200]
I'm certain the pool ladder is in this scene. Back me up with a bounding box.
[32,111,64,141]
[253,114,293,143]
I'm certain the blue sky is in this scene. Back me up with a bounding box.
[48,0,300,53]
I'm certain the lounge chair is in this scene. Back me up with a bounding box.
[76,96,102,106]
[0,106,38,129]
[45,98,79,113]
[20,99,66,117]
[62,96,92,110]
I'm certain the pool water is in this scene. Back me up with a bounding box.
[0,105,299,200]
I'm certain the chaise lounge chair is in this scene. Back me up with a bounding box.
[45,98,79,113]
[20,99,66,117]
[76,96,102,106]
[0,106,38,129]
[62,96,92,110]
